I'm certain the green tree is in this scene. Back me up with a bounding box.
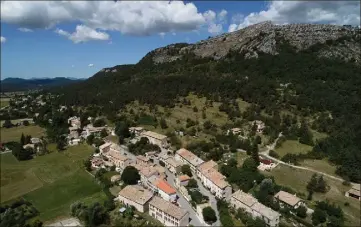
[242,157,258,172]
[186,178,198,188]
[2,119,13,128]
[202,206,217,224]
[84,159,92,171]
[160,118,168,129]
[251,142,260,165]
[181,164,193,177]
[115,121,130,138]
[312,208,327,225]
[121,166,140,185]
[193,106,198,112]
[86,134,95,145]
[296,205,307,218]
[20,133,25,145]
[100,129,108,138]
[23,120,30,126]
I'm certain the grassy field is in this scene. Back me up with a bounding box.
[0,98,10,108]
[265,165,361,226]
[275,140,313,157]
[236,151,249,167]
[0,144,105,222]
[300,159,338,177]
[0,125,45,143]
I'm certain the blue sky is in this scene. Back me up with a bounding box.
[1,1,359,79]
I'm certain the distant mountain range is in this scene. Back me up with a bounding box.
[1,77,86,92]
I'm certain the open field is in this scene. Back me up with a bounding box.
[0,125,45,143]
[0,144,105,222]
[0,98,10,108]
[264,165,361,226]
[300,159,338,177]
[275,140,312,157]
[236,151,249,167]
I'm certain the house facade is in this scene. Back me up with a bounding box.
[140,131,168,148]
[149,196,189,227]
[118,185,153,213]
[345,184,361,201]
[156,179,177,202]
[164,157,182,174]
[274,191,304,209]
[175,148,204,172]
[197,160,232,201]
[231,190,280,227]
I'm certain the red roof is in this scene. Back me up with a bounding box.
[179,175,191,182]
[156,179,176,195]
[260,159,272,165]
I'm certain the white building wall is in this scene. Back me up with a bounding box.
[149,205,189,227]
[118,196,147,213]
[158,190,177,202]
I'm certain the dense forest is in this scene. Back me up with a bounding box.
[56,35,361,182]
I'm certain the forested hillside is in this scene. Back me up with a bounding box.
[56,24,361,182]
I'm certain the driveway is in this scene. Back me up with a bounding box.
[194,177,221,227]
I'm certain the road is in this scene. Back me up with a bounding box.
[193,176,221,227]
[165,169,203,226]
[260,133,358,186]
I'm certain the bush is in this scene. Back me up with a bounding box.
[202,206,217,224]
[296,205,307,218]
[269,150,279,158]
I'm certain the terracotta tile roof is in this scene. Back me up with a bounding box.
[149,196,188,220]
[231,190,258,207]
[141,131,167,140]
[197,160,218,172]
[274,191,302,207]
[118,185,153,205]
[203,168,229,189]
[179,175,191,182]
[157,179,176,195]
[251,202,280,220]
[176,148,204,167]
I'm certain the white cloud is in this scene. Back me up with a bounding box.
[1,1,205,37]
[203,9,228,35]
[159,32,166,39]
[18,27,33,32]
[228,24,238,33]
[0,36,6,43]
[55,25,109,43]
[229,1,360,32]
[88,63,94,67]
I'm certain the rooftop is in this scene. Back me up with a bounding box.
[99,142,112,150]
[231,190,258,207]
[198,160,218,173]
[274,191,301,207]
[156,179,176,195]
[251,202,280,220]
[141,131,167,140]
[149,196,188,220]
[203,168,229,189]
[176,148,204,167]
[352,184,360,191]
[166,157,182,167]
[137,155,150,162]
[118,185,153,205]
[179,175,191,182]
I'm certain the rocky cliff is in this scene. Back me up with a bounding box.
[147,21,360,64]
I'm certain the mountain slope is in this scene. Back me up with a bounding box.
[57,22,361,182]
[1,77,85,92]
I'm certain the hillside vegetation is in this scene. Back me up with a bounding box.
[57,23,361,183]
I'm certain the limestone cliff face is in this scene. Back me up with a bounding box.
[145,21,360,64]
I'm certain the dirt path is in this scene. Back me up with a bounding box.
[260,133,358,187]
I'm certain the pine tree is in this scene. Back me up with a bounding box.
[251,142,260,165]
[20,133,25,145]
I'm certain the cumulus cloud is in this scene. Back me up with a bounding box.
[1,1,205,37]
[55,25,110,43]
[203,9,228,35]
[228,1,360,32]
[0,36,6,43]
[88,64,94,67]
[18,27,33,32]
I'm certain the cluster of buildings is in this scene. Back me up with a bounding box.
[118,185,189,226]
[175,148,232,201]
[230,189,306,227]
[128,127,169,149]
